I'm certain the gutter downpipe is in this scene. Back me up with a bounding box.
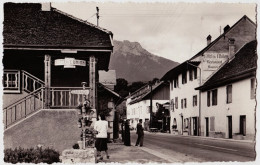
[187,61,202,136]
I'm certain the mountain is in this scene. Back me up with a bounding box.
[109,40,179,82]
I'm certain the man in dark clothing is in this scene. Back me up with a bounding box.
[135,119,144,147]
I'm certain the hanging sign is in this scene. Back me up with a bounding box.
[70,89,90,95]
[54,58,86,68]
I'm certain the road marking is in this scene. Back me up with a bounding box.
[194,143,238,152]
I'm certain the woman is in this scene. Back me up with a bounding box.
[94,114,109,160]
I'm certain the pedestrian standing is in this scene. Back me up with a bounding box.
[135,119,144,147]
[124,120,131,146]
[94,114,110,160]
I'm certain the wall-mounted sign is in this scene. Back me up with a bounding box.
[55,58,86,68]
[203,52,229,71]
[70,89,89,95]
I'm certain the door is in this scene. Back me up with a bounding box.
[228,116,232,139]
[193,117,198,136]
[205,117,209,137]
[240,116,246,136]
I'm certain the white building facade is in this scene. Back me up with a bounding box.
[161,15,256,139]
[126,82,170,130]
[197,40,257,140]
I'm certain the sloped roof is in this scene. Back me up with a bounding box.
[196,40,257,91]
[3,3,113,50]
[161,15,255,81]
[129,81,165,105]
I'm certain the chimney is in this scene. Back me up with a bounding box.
[41,3,51,11]
[207,35,212,46]
[224,25,230,33]
[228,38,235,60]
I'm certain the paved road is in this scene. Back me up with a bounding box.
[130,131,255,162]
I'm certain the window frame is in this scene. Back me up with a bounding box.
[207,91,211,107]
[212,89,218,106]
[226,85,232,104]
[193,95,197,107]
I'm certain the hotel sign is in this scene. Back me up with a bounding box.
[54,58,86,68]
[203,52,229,71]
[70,89,89,95]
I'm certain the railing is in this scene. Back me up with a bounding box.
[3,70,21,93]
[22,70,45,93]
[3,70,44,94]
[3,87,45,129]
[50,87,90,108]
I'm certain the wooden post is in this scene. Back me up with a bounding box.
[44,55,51,109]
[89,56,96,117]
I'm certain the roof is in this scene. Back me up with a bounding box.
[98,83,121,98]
[3,3,113,50]
[129,81,165,105]
[196,40,257,91]
[161,15,255,81]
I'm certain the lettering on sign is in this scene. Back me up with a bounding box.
[71,90,90,95]
[54,58,86,68]
[203,52,229,71]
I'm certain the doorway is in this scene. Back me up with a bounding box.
[205,117,209,137]
[227,116,232,139]
[193,117,198,136]
[240,115,246,136]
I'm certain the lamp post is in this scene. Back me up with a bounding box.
[149,81,153,129]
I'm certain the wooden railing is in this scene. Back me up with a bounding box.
[3,87,45,129]
[22,70,45,93]
[3,70,21,93]
[3,70,44,94]
[50,87,90,108]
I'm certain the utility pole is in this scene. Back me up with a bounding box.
[96,7,99,27]
[149,81,153,129]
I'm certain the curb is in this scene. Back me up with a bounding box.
[143,131,255,144]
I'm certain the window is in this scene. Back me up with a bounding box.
[251,78,256,99]
[171,81,173,91]
[175,97,178,109]
[212,89,218,106]
[174,77,179,88]
[184,98,187,108]
[181,99,183,109]
[170,99,174,111]
[193,95,197,107]
[189,70,193,81]
[226,85,232,103]
[182,72,187,84]
[194,68,197,79]
[207,91,211,107]
[210,116,215,131]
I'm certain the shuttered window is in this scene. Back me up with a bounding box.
[226,85,232,103]
[207,91,211,107]
[193,95,197,107]
[212,89,218,106]
[175,97,178,109]
[210,116,215,131]
[251,78,256,99]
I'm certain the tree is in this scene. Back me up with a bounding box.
[115,78,129,97]
[128,81,146,93]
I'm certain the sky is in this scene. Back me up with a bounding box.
[47,0,258,63]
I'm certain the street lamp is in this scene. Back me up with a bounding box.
[148,81,153,129]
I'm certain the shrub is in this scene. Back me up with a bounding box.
[4,147,60,164]
[72,143,79,149]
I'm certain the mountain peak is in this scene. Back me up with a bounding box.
[114,40,150,56]
[110,40,179,82]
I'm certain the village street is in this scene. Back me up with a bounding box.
[130,131,255,162]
